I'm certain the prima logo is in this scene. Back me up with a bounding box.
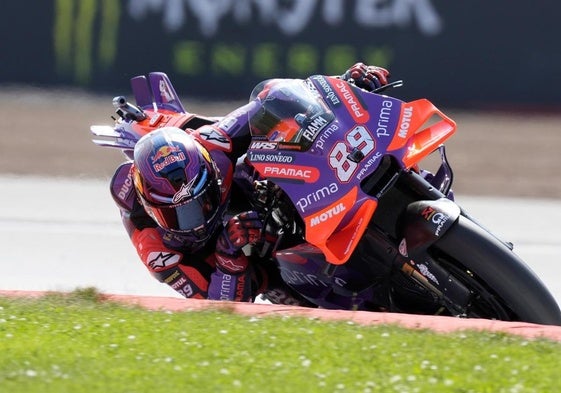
[296,183,339,212]
[314,123,339,151]
[376,100,394,137]
[280,266,348,288]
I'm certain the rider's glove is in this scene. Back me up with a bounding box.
[252,180,296,233]
[252,180,270,211]
[252,180,283,211]
[342,62,390,91]
[216,211,263,257]
[210,211,262,302]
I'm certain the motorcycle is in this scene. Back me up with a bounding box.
[91,72,561,326]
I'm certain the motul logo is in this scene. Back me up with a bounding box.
[310,203,346,227]
[398,106,413,138]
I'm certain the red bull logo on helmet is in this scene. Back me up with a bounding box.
[152,145,186,172]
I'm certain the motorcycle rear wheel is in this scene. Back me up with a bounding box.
[431,215,561,326]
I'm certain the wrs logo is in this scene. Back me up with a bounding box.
[250,141,277,150]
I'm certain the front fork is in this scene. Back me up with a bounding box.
[396,252,471,316]
[361,222,471,316]
[395,195,474,315]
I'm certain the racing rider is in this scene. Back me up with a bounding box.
[109,63,390,302]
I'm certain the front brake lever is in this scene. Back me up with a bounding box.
[372,80,404,94]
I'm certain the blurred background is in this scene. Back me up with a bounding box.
[1,0,560,198]
[4,1,560,106]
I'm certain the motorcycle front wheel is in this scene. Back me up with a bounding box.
[430,215,561,326]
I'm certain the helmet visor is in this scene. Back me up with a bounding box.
[142,180,221,234]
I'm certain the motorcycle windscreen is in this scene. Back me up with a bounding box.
[249,79,334,151]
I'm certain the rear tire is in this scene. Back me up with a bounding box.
[432,215,561,325]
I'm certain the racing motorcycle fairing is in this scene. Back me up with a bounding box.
[303,187,378,265]
[91,73,220,159]
[274,242,388,310]
[247,76,458,265]
[386,98,456,169]
[130,72,186,114]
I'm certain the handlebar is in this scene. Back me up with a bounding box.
[112,96,147,122]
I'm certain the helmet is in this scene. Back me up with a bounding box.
[132,127,223,241]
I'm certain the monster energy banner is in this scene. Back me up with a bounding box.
[2,1,559,107]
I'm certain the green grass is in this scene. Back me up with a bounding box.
[1,289,560,393]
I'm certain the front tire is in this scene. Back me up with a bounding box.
[432,216,561,325]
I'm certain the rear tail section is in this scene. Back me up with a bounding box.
[130,72,186,114]
[148,72,186,113]
[130,75,153,109]
[91,72,189,158]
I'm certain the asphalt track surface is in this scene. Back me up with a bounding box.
[2,175,561,340]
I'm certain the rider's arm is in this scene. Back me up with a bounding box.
[208,211,263,302]
[192,63,389,158]
[129,227,214,299]
[109,162,213,299]
[190,99,262,162]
